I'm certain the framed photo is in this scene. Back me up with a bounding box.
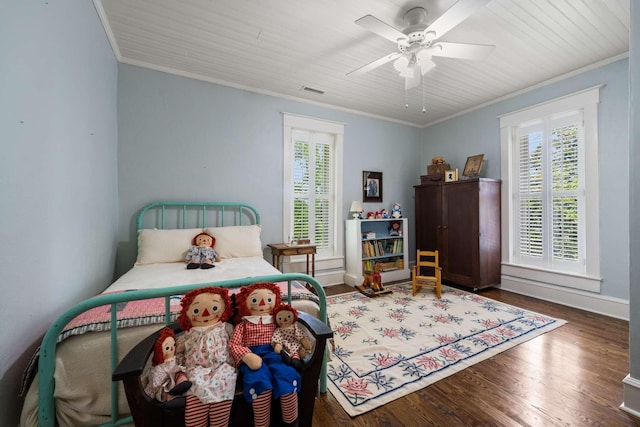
[463,154,485,177]
[363,171,383,203]
[445,168,459,182]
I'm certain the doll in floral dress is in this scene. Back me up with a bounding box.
[271,304,312,371]
[144,327,192,407]
[176,286,237,427]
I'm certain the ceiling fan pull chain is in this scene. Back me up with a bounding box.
[422,76,427,114]
[405,87,409,109]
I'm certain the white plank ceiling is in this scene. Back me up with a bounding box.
[95,0,630,127]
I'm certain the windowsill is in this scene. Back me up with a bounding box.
[502,263,602,293]
[287,255,344,271]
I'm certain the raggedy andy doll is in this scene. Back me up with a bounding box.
[229,282,300,427]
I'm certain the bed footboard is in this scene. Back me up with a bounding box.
[37,273,329,427]
[113,313,333,427]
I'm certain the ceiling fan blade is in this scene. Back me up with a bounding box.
[423,0,491,40]
[431,42,495,60]
[355,15,408,43]
[347,52,402,76]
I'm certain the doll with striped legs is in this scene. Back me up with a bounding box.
[177,287,237,427]
[229,282,300,427]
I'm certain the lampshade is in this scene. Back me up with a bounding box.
[393,55,409,74]
[350,201,363,213]
[416,50,436,75]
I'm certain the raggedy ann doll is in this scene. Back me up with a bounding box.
[186,232,220,269]
[271,304,312,371]
[229,282,301,427]
[144,327,192,408]
[176,287,237,427]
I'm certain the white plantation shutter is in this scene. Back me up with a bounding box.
[500,86,600,292]
[513,111,585,273]
[314,141,332,250]
[283,114,343,260]
[292,137,310,242]
[517,123,543,258]
[291,131,334,252]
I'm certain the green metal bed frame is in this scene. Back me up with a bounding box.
[36,202,329,427]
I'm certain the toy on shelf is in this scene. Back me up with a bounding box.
[388,221,402,236]
[391,203,402,219]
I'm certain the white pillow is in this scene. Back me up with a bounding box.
[136,228,204,265]
[206,225,263,259]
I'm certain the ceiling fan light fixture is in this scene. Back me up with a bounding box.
[393,55,409,73]
[416,50,436,75]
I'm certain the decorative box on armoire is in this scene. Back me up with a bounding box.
[414,178,501,290]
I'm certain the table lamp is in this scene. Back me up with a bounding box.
[349,201,363,219]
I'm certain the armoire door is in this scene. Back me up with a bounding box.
[441,180,480,287]
[415,183,441,253]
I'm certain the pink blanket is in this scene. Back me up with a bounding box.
[59,281,318,343]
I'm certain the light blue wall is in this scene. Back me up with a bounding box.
[421,58,630,300]
[0,2,118,426]
[115,64,423,279]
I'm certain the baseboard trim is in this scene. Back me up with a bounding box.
[621,375,640,420]
[500,275,629,320]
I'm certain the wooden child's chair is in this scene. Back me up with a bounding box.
[412,250,442,298]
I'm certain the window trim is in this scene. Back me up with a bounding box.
[282,113,344,267]
[499,86,602,292]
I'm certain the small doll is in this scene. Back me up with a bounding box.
[176,287,237,427]
[144,327,192,408]
[388,221,402,236]
[271,304,312,371]
[229,282,300,427]
[186,232,220,269]
[391,203,402,218]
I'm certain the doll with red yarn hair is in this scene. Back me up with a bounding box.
[176,286,237,427]
[229,282,300,427]
[144,327,192,407]
[186,232,220,269]
[271,304,312,371]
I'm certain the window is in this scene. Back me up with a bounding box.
[499,86,601,292]
[283,113,343,262]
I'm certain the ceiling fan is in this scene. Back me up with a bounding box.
[348,0,495,90]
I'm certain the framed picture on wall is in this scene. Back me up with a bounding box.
[363,171,383,203]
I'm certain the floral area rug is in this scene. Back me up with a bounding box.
[326,282,566,416]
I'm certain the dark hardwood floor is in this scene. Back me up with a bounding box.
[313,283,638,426]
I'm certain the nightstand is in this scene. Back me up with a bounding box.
[267,243,316,277]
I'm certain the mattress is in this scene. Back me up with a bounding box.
[106,257,320,317]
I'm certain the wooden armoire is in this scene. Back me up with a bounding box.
[414,178,501,290]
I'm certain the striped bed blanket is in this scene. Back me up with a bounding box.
[60,281,319,342]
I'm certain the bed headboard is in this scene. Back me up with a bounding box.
[134,202,263,263]
[137,201,260,231]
